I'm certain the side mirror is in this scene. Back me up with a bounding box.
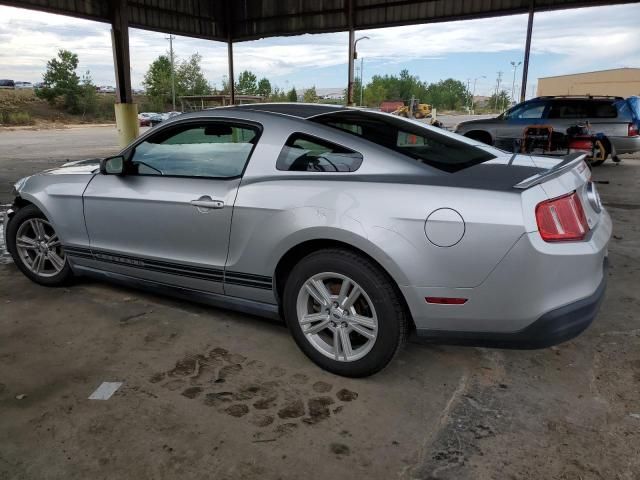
[100,155,125,175]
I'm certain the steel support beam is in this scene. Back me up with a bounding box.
[110,0,138,146]
[226,0,235,105]
[228,40,235,105]
[111,0,132,105]
[347,0,355,106]
[520,1,535,102]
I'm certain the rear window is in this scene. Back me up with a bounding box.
[547,100,617,119]
[276,133,363,172]
[311,111,496,173]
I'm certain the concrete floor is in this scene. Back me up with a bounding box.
[0,127,639,479]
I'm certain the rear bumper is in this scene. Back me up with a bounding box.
[610,136,640,155]
[416,258,607,349]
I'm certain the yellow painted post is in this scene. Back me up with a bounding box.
[114,103,139,147]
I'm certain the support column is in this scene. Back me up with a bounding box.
[111,0,138,147]
[226,0,235,105]
[228,40,235,105]
[520,1,535,102]
[346,0,355,106]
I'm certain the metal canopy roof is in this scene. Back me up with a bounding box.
[1,0,638,42]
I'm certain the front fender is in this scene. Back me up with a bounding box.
[14,173,93,248]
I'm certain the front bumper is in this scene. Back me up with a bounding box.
[415,258,607,349]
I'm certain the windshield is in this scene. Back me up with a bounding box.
[310,111,496,173]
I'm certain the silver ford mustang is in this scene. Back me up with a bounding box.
[4,104,611,377]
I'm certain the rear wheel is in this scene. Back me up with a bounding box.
[464,130,493,145]
[283,249,408,377]
[6,204,73,286]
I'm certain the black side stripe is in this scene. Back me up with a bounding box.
[225,271,272,290]
[63,246,93,259]
[63,246,272,290]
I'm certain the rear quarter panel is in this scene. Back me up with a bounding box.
[227,178,526,292]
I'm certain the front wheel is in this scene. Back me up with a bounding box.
[6,204,73,286]
[283,249,408,377]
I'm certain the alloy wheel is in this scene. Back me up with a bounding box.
[296,272,378,362]
[15,218,66,277]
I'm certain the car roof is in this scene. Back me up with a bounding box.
[220,103,346,118]
[532,95,624,102]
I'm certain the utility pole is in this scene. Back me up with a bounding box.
[166,34,176,111]
[471,76,485,114]
[466,78,471,113]
[510,61,522,106]
[494,71,503,112]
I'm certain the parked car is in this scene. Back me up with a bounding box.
[150,111,181,126]
[4,104,611,377]
[0,79,15,89]
[138,112,156,127]
[14,81,33,89]
[96,86,116,94]
[455,96,640,165]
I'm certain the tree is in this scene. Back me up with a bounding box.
[303,86,317,103]
[424,78,469,110]
[363,82,386,107]
[488,89,511,112]
[176,53,210,96]
[270,86,288,102]
[236,70,258,95]
[287,87,298,102]
[76,71,98,118]
[36,49,81,112]
[142,55,173,109]
[257,77,272,98]
[144,53,210,109]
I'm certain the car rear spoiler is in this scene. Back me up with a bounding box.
[513,153,587,190]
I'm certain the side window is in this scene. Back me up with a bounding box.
[506,102,546,119]
[276,133,363,172]
[547,101,589,119]
[130,122,259,178]
[325,122,363,136]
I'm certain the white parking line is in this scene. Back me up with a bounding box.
[88,382,123,400]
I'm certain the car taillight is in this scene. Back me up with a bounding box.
[629,123,639,137]
[535,191,589,242]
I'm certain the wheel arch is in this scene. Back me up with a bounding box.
[273,238,415,330]
[464,130,494,145]
[11,193,50,219]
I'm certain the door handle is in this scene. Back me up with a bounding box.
[190,196,224,210]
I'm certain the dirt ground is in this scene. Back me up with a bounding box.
[0,133,638,478]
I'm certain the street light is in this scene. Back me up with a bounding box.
[510,61,522,106]
[352,36,369,106]
[471,75,486,114]
[166,34,176,111]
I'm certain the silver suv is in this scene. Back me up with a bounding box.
[455,96,640,165]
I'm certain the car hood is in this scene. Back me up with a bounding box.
[42,158,101,175]
[456,117,500,129]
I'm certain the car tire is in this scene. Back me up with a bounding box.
[283,248,408,377]
[6,204,73,287]
[464,130,493,146]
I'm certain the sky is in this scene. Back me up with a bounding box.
[0,3,638,98]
